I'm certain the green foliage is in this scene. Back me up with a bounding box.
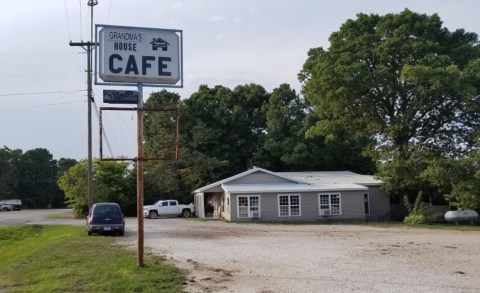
[0,225,185,293]
[299,9,480,200]
[403,191,428,224]
[0,146,76,208]
[57,160,88,216]
[58,159,136,216]
[403,214,428,225]
[139,84,376,205]
[421,150,480,210]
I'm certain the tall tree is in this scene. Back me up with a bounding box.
[299,9,480,199]
[0,147,22,199]
[58,159,136,216]
[18,148,58,208]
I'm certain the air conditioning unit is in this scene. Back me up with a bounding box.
[251,212,260,218]
[322,209,331,216]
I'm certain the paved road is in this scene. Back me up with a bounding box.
[0,209,73,226]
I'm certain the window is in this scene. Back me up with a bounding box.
[364,193,370,215]
[318,193,341,215]
[278,194,301,217]
[169,201,177,206]
[237,195,260,218]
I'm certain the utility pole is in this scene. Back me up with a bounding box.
[69,0,98,210]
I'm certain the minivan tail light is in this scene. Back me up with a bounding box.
[89,219,92,225]
[122,218,125,224]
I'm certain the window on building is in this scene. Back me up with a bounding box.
[318,193,342,215]
[278,194,301,217]
[237,195,260,218]
[364,193,370,215]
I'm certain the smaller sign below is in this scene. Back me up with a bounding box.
[103,90,138,104]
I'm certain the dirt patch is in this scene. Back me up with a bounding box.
[119,219,480,293]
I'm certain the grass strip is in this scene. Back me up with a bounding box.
[0,225,185,293]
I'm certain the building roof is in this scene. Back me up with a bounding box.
[277,171,381,186]
[222,183,368,193]
[193,167,306,193]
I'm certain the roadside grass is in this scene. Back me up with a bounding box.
[0,225,186,293]
[227,220,480,231]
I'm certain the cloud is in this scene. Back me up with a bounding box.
[209,16,225,22]
[172,2,182,9]
[216,33,225,40]
[233,17,242,24]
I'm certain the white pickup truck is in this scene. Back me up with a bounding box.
[144,200,195,219]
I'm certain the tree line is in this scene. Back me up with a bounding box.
[0,147,76,208]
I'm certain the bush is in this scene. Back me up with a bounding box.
[403,191,429,224]
[404,214,428,224]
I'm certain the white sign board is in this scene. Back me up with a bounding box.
[99,26,180,84]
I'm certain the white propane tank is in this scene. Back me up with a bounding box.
[445,210,479,224]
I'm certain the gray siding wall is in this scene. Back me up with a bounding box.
[365,186,390,221]
[229,173,297,184]
[230,191,365,222]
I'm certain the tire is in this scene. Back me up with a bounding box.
[87,230,92,236]
[2,208,7,211]
[149,211,158,219]
[119,231,124,236]
[182,209,191,218]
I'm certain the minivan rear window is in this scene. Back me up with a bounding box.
[94,204,121,215]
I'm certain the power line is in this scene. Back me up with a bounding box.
[0,100,85,113]
[1,95,86,104]
[116,110,136,139]
[107,0,113,24]
[0,52,85,56]
[0,71,83,79]
[63,0,72,41]
[92,100,114,157]
[0,96,85,108]
[0,90,86,97]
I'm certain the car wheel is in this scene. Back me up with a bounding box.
[119,231,124,236]
[2,208,7,211]
[182,209,191,218]
[149,211,158,219]
[87,230,92,236]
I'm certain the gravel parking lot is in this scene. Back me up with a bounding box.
[116,218,480,293]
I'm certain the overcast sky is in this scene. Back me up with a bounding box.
[1,0,479,160]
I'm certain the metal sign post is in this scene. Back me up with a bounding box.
[136,83,144,267]
[95,24,183,267]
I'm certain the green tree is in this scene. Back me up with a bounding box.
[299,9,480,200]
[58,160,136,216]
[18,148,58,208]
[421,151,480,210]
[58,160,88,216]
[0,146,22,199]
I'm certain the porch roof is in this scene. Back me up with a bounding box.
[193,167,306,193]
[222,183,368,193]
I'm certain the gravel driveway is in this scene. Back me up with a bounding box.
[116,218,480,293]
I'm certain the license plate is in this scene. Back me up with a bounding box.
[104,227,111,231]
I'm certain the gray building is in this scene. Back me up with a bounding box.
[193,167,390,222]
